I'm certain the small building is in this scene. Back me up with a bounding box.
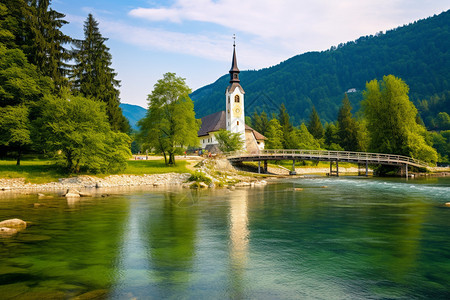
[197,43,266,153]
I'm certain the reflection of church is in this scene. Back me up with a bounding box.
[197,43,266,153]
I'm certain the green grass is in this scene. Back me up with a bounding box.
[123,160,191,175]
[0,158,192,184]
[0,159,65,184]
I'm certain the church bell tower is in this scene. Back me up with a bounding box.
[225,40,246,148]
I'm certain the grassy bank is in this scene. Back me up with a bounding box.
[0,159,191,184]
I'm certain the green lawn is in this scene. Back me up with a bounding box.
[0,159,191,184]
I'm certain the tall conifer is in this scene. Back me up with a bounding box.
[307,106,324,139]
[71,14,129,133]
[337,93,359,151]
[27,0,71,90]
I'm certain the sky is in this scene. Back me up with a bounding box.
[51,0,450,108]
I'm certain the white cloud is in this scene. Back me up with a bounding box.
[129,0,449,54]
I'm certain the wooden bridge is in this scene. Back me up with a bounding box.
[226,149,430,177]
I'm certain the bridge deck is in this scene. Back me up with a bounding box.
[226,149,429,169]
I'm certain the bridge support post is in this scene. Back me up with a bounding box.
[366,161,369,176]
[258,161,261,174]
[290,160,296,175]
[405,164,408,178]
[336,161,339,177]
[264,160,268,174]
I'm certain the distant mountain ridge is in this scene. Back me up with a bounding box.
[120,103,146,130]
[191,10,450,125]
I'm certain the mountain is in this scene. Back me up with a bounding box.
[191,10,450,126]
[120,103,147,130]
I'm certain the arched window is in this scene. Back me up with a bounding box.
[234,95,240,103]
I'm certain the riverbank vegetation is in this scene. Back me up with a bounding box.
[248,75,447,172]
[0,158,191,184]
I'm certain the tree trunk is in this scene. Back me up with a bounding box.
[16,146,21,166]
[168,152,175,165]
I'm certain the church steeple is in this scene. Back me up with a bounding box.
[229,41,240,84]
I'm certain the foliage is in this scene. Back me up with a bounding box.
[38,94,131,173]
[214,129,244,152]
[0,104,31,165]
[71,14,129,133]
[362,75,437,163]
[324,122,342,150]
[0,43,52,107]
[337,94,359,151]
[26,0,71,90]
[307,106,324,139]
[265,118,284,149]
[191,10,450,125]
[138,72,199,166]
[293,123,321,150]
[188,171,212,184]
[251,111,270,136]
[278,103,294,148]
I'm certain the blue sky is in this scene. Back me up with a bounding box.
[52,0,450,108]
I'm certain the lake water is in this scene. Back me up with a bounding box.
[0,176,449,299]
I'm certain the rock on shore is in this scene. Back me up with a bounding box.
[0,173,191,191]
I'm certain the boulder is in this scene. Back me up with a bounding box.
[0,218,27,237]
[0,218,27,229]
[0,227,18,236]
[64,189,80,198]
[445,202,450,207]
[79,192,93,197]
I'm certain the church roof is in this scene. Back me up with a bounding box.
[245,124,267,140]
[197,110,266,140]
[197,110,226,137]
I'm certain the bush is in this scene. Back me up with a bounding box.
[188,171,212,184]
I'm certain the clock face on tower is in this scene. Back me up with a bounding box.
[233,105,242,117]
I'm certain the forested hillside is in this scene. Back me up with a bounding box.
[191,10,450,128]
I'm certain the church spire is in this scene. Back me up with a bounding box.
[229,36,240,84]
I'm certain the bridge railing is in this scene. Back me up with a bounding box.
[225,149,430,168]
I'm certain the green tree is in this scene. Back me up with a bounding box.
[265,118,283,149]
[362,75,437,163]
[337,93,359,151]
[138,72,199,165]
[214,129,244,152]
[0,104,31,165]
[252,111,270,136]
[71,14,129,133]
[0,43,51,107]
[436,112,450,130]
[39,94,131,173]
[294,123,320,150]
[324,122,343,150]
[27,0,71,90]
[307,106,324,139]
[278,103,293,148]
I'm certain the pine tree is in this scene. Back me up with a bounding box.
[307,106,324,139]
[71,14,129,133]
[337,93,359,151]
[27,0,71,90]
[252,111,270,136]
[278,103,293,148]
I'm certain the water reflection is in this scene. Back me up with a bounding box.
[228,189,250,298]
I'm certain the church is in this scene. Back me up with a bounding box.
[197,43,266,153]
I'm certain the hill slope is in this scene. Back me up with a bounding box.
[191,10,450,126]
[120,103,147,130]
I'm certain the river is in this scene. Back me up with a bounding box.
[0,176,449,299]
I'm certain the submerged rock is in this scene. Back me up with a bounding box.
[0,218,27,229]
[0,218,27,237]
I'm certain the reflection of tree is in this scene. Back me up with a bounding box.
[228,189,250,298]
[146,191,199,286]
